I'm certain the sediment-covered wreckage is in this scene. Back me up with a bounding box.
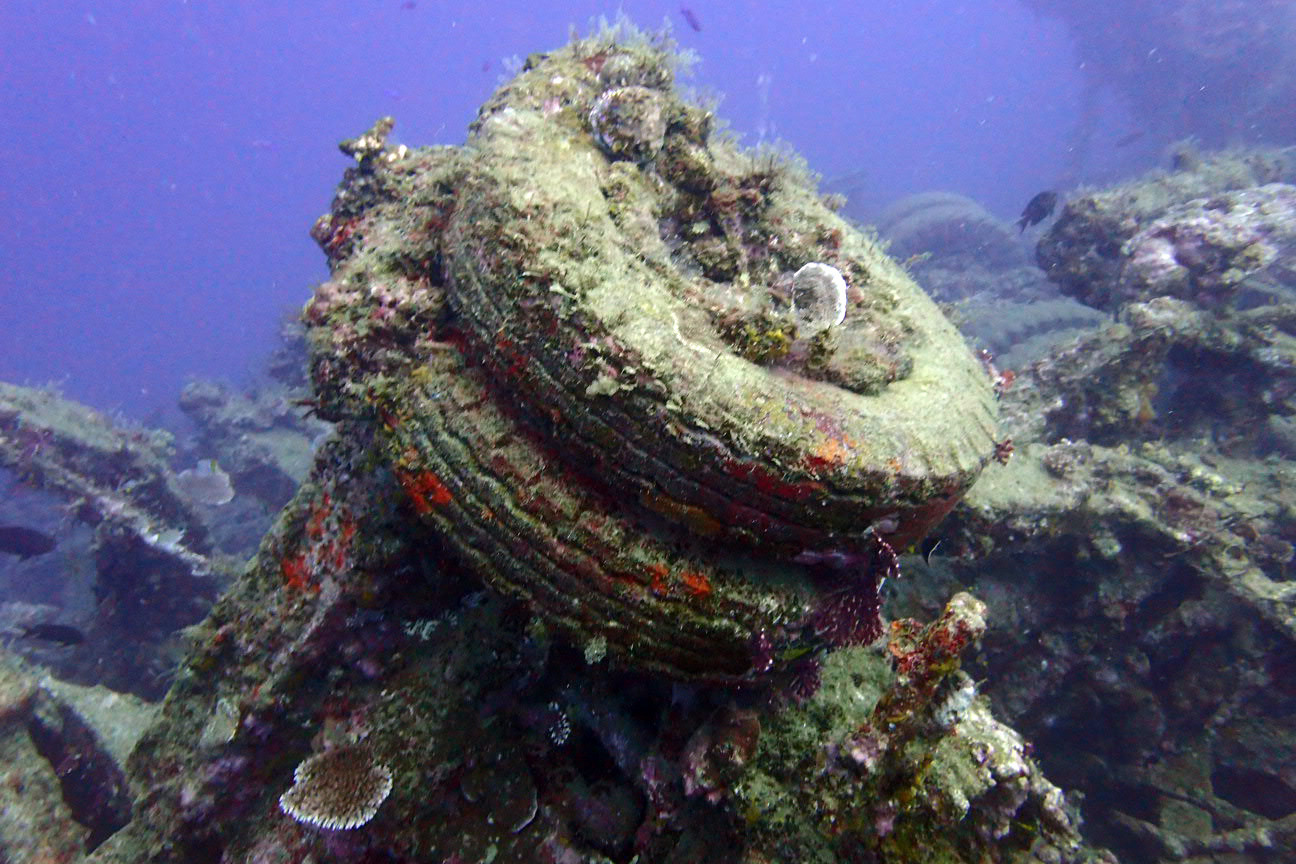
[9,24,1296,864]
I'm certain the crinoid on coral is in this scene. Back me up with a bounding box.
[302,30,999,681]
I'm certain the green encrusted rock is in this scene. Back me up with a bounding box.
[303,30,999,680]
[443,37,998,554]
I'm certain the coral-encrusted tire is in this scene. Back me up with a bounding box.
[442,43,998,558]
[306,37,999,680]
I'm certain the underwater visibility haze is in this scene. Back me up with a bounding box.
[1,2,1296,863]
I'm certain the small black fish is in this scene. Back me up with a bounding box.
[679,6,702,32]
[1017,190,1058,232]
[1114,129,1145,148]
[20,623,85,646]
[0,525,57,560]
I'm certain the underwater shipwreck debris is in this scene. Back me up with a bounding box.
[103,26,1107,864]
[913,146,1296,861]
[0,648,145,859]
[0,381,225,698]
[879,190,1027,273]
[1036,147,1296,312]
[1121,183,1296,309]
[178,374,329,512]
[303,25,999,682]
[732,592,1095,862]
[0,382,211,565]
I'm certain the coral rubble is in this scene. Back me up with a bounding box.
[0,382,229,698]
[0,648,154,862]
[912,149,1296,861]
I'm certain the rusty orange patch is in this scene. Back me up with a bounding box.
[281,553,317,593]
[808,435,855,469]
[679,570,712,598]
[647,563,669,595]
[398,469,453,513]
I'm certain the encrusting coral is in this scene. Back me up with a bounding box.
[278,744,393,831]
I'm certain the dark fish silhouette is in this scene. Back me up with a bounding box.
[680,6,702,32]
[1114,129,1145,148]
[1017,191,1058,232]
[20,623,85,646]
[0,525,57,560]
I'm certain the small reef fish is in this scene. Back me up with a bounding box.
[0,525,57,560]
[20,622,85,646]
[1017,190,1058,232]
[679,6,702,32]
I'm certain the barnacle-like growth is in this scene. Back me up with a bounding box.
[791,262,848,335]
[279,745,393,831]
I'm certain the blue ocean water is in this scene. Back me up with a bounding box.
[1,0,1096,418]
[3,3,1296,861]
